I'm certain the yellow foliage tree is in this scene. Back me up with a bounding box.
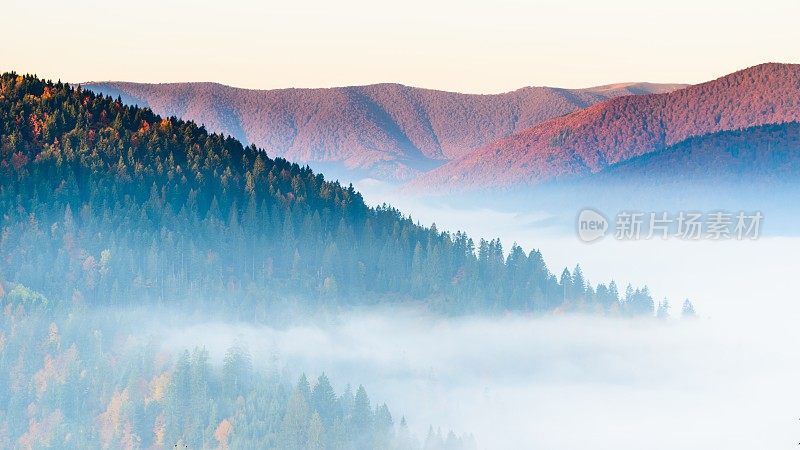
[147,373,170,404]
[214,418,233,450]
[98,389,129,449]
[153,413,166,447]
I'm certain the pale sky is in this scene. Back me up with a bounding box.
[2,0,798,93]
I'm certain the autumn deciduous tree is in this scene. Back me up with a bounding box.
[214,419,232,450]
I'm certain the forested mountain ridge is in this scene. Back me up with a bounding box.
[587,121,800,184]
[81,80,685,181]
[0,72,660,316]
[411,63,800,191]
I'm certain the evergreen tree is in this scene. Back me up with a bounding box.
[656,298,670,319]
[280,380,311,450]
[308,412,325,450]
[351,385,373,450]
[312,373,339,427]
[681,299,696,318]
[223,343,253,397]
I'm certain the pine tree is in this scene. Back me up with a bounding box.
[312,373,338,427]
[351,385,373,450]
[279,381,310,450]
[656,298,670,319]
[681,299,696,318]
[307,412,325,450]
[222,343,252,397]
[373,403,394,449]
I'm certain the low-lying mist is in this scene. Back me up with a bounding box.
[353,178,800,321]
[155,307,799,450]
[312,178,800,449]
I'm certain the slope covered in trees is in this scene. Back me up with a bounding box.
[590,121,800,184]
[0,282,475,449]
[81,80,684,181]
[412,63,800,191]
[0,72,659,317]
[540,121,800,215]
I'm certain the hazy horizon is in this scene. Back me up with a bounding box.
[76,78,690,96]
[3,0,799,93]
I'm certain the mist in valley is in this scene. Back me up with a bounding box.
[278,178,800,450]
[120,179,800,450]
[154,302,798,450]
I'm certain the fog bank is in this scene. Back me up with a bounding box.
[151,180,800,449]
[158,309,798,450]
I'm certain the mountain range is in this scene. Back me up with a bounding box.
[412,63,800,191]
[83,63,800,194]
[81,80,685,182]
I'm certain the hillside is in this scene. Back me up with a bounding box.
[593,121,800,184]
[81,80,685,181]
[0,72,658,316]
[411,63,800,191]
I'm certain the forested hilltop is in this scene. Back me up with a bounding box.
[0,73,663,316]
